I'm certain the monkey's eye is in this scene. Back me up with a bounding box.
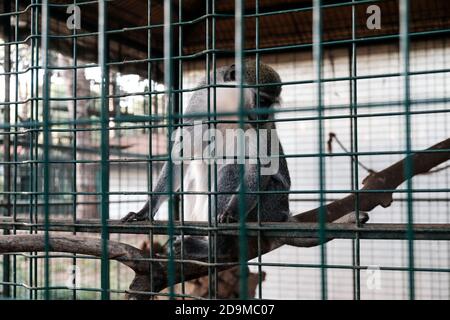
[224,64,236,81]
[258,96,272,108]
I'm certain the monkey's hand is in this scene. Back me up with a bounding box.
[121,211,148,222]
[217,190,253,223]
[121,201,151,222]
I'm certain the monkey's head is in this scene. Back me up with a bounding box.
[222,60,282,108]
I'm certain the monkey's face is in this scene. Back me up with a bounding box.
[249,90,278,121]
[221,62,281,121]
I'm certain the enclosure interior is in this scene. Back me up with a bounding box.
[0,0,449,299]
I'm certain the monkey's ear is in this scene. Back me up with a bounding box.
[224,64,236,81]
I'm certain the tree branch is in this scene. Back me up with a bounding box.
[294,138,450,223]
[0,138,448,299]
[0,235,148,274]
[144,137,450,297]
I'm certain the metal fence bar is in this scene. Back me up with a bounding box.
[1,90,449,123]
[1,0,12,299]
[31,0,40,300]
[235,0,249,299]
[205,0,212,299]
[400,0,415,300]
[350,0,361,301]
[254,0,264,300]
[70,0,79,301]
[313,0,328,300]
[1,219,449,240]
[210,0,219,300]
[13,0,21,299]
[98,0,110,300]
[41,0,51,300]
[163,0,176,299]
[0,0,448,301]
[146,0,155,297]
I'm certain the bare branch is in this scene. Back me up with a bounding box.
[0,137,448,299]
[0,235,148,274]
[146,137,450,295]
[293,138,450,223]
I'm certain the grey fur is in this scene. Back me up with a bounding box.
[121,62,291,258]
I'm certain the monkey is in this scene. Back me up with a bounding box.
[121,60,368,258]
[121,61,290,256]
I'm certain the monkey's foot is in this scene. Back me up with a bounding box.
[121,211,148,222]
[170,236,210,260]
[335,211,369,224]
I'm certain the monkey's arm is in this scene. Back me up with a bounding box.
[121,128,185,222]
[150,161,183,217]
[121,161,182,222]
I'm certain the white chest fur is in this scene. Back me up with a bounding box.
[182,160,214,222]
[178,83,254,222]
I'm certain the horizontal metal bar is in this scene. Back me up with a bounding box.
[2,97,450,133]
[2,61,448,92]
[0,0,384,32]
[1,253,449,274]
[1,196,448,210]
[0,218,449,240]
[1,150,449,166]
[0,187,449,197]
[2,29,450,68]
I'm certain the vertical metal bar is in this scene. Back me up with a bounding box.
[350,0,361,300]
[31,0,39,299]
[71,0,79,300]
[211,0,219,299]
[164,0,176,299]
[27,0,35,297]
[172,12,181,226]
[41,0,51,300]
[313,0,327,300]
[205,0,213,300]
[235,0,248,299]
[112,74,122,300]
[400,0,415,300]
[146,0,155,296]
[98,0,110,300]
[255,0,263,300]
[2,0,12,299]
[177,0,185,299]
[12,0,19,298]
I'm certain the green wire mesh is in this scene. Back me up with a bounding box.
[0,0,449,300]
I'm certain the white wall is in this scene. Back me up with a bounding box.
[108,38,450,299]
[263,40,449,300]
[179,37,450,299]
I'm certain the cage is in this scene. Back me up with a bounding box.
[0,0,449,300]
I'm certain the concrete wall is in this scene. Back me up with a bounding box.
[178,37,450,299]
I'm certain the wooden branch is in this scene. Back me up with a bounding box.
[0,235,148,274]
[294,138,450,223]
[0,137,448,299]
[144,137,450,296]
